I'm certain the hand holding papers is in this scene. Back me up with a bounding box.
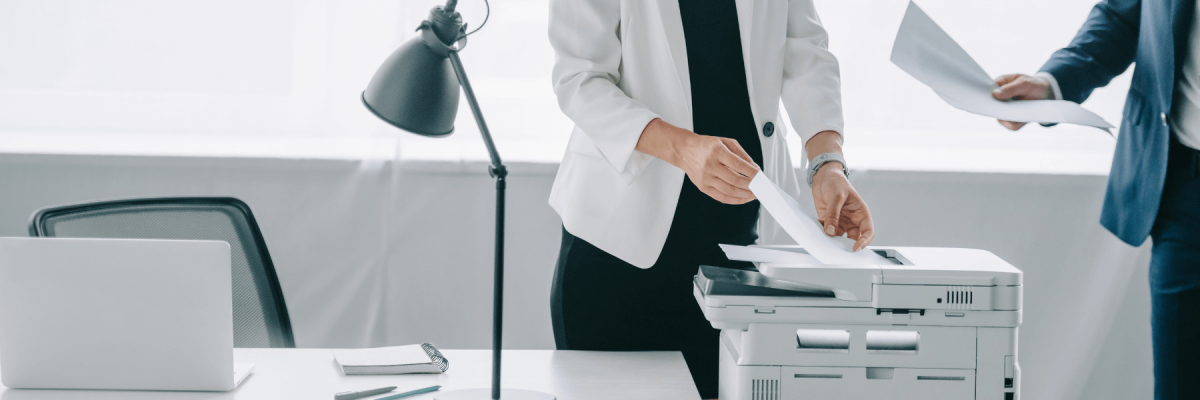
[746,173,889,265]
[890,1,1113,132]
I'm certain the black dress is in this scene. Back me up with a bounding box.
[549,1,764,398]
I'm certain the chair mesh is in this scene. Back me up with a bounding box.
[38,202,291,348]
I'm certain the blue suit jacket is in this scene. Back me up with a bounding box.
[1041,0,1196,246]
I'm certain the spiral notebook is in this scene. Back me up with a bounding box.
[332,343,450,375]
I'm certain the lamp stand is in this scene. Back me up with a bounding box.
[434,39,555,400]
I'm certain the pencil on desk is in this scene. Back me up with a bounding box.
[375,385,441,400]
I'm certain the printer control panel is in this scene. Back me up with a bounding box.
[873,284,1020,311]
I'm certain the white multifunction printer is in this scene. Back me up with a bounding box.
[694,246,1022,400]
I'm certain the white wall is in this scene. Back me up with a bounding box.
[0,153,1152,399]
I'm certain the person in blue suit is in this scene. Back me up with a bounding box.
[992,1,1199,398]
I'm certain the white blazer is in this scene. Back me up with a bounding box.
[548,0,844,268]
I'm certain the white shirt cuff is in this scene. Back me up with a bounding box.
[1035,72,1062,101]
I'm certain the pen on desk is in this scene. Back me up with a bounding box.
[334,386,396,400]
[374,385,441,400]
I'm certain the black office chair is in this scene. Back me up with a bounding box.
[28,197,296,348]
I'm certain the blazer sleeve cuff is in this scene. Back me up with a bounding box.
[794,122,845,151]
[592,110,661,185]
[1034,72,1063,128]
[1038,62,1086,104]
[1035,72,1063,101]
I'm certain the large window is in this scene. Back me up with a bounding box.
[410,0,1130,174]
[0,0,407,158]
[0,0,1130,172]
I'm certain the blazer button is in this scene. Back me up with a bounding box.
[1162,112,1169,127]
[763,122,775,137]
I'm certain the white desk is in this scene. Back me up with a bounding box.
[0,349,701,400]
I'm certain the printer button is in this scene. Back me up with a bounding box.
[890,312,911,320]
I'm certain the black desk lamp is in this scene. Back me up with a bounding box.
[361,1,555,400]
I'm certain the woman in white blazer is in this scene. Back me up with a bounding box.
[547,1,874,397]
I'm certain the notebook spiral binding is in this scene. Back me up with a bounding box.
[421,342,450,373]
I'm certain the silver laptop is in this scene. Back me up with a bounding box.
[0,237,254,391]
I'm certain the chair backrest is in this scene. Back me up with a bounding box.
[28,197,295,348]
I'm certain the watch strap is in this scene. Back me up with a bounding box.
[806,153,849,187]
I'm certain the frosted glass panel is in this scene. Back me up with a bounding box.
[0,0,292,95]
[0,0,1135,167]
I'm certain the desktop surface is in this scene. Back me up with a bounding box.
[0,349,700,400]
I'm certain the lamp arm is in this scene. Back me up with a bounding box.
[448,49,507,400]
[447,51,505,177]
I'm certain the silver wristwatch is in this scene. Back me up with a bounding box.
[806,153,849,187]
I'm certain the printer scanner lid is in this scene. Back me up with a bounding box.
[875,247,1021,286]
[749,246,1020,301]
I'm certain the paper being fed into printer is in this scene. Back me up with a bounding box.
[743,173,889,265]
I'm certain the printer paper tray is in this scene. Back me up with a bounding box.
[720,333,989,400]
[732,323,977,369]
[782,366,976,400]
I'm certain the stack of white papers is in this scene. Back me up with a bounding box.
[890,1,1113,131]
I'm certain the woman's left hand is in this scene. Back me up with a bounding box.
[807,131,875,252]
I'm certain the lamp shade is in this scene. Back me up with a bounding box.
[362,36,460,137]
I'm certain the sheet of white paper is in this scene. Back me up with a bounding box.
[332,345,431,367]
[890,1,1113,131]
[748,174,890,265]
[719,244,821,264]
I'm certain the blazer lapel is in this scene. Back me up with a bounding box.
[735,0,767,154]
[655,0,693,121]
[1173,0,1194,72]
[735,0,758,122]
[655,0,761,128]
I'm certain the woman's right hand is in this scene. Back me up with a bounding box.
[635,118,760,204]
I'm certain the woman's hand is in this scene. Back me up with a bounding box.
[635,118,760,204]
[991,73,1054,131]
[807,131,875,251]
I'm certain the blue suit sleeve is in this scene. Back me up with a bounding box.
[1039,0,1141,103]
